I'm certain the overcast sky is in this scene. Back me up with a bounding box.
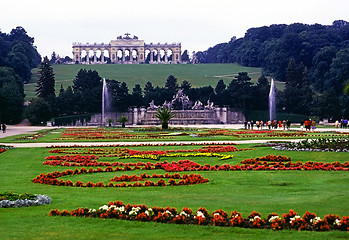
[1,0,348,58]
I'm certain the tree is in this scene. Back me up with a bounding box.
[280,59,313,115]
[215,79,226,94]
[26,98,52,125]
[156,107,175,130]
[72,69,102,113]
[180,80,191,95]
[251,75,270,110]
[118,116,128,128]
[165,75,178,92]
[130,84,143,107]
[36,56,55,103]
[0,67,25,123]
[181,50,190,62]
[228,72,253,110]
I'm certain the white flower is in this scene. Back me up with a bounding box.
[310,217,321,224]
[115,206,125,213]
[250,215,261,222]
[214,213,220,217]
[289,215,301,223]
[194,211,205,219]
[165,210,173,217]
[99,205,109,211]
[180,211,189,218]
[129,206,141,216]
[268,215,280,223]
[88,208,96,213]
[145,208,154,216]
[109,205,116,210]
[334,219,341,226]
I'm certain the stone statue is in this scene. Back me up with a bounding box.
[192,100,203,110]
[148,100,159,110]
[204,100,215,110]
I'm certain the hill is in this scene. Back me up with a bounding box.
[25,63,262,100]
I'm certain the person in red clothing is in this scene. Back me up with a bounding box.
[304,119,311,131]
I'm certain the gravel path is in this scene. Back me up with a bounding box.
[0,124,347,148]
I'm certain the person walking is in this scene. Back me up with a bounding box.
[2,124,6,133]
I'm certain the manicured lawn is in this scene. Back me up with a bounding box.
[0,127,346,143]
[0,142,348,239]
[25,63,264,100]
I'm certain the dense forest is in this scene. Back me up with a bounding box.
[195,20,349,120]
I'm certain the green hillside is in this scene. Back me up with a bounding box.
[25,63,263,100]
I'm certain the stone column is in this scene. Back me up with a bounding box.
[122,48,126,63]
[133,107,138,125]
[140,107,146,122]
[93,51,97,63]
[150,49,154,63]
[215,107,221,120]
[101,50,105,63]
[221,107,227,124]
[157,48,161,62]
[86,50,90,64]
[164,49,168,63]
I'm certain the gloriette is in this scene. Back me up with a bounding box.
[72,33,181,64]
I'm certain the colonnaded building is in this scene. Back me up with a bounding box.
[72,33,182,64]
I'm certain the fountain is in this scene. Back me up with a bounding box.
[269,79,276,121]
[102,78,111,126]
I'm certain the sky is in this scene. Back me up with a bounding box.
[1,0,348,59]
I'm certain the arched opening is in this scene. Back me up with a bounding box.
[88,50,94,63]
[159,49,165,62]
[132,49,138,62]
[103,50,110,63]
[145,49,151,63]
[125,49,131,62]
[152,49,158,62]
[81,50,87,63]
[117,50,123,62]
[167,49,173,62]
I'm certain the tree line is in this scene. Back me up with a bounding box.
[0,27,41,124]
[195,20,349,120]
[30,59,274,124]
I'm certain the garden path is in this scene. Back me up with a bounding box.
[0,124,348,148]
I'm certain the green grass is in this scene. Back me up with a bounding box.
[0,143,348,239]
[25,63,265,100]
[0,127,344,143]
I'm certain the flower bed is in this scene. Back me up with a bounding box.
[0,191,51,208]
[40,154,349,171]
[49,200,349,232]
[273,137,349,152]
[32,168,208,188]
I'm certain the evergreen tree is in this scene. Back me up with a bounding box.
[165,75,179,92]
[228,72,252,110]
[251,75,270,110]
[180,80,191,95]
[36,56,55,102]
[215,79,226,94]
[130,84,143,107]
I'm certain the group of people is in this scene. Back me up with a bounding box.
[335,119,348,128]
[302,119,316,131]
[244,120,291,130]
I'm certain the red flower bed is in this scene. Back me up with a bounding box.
[32,168,208,188]
[49,201,349,232]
